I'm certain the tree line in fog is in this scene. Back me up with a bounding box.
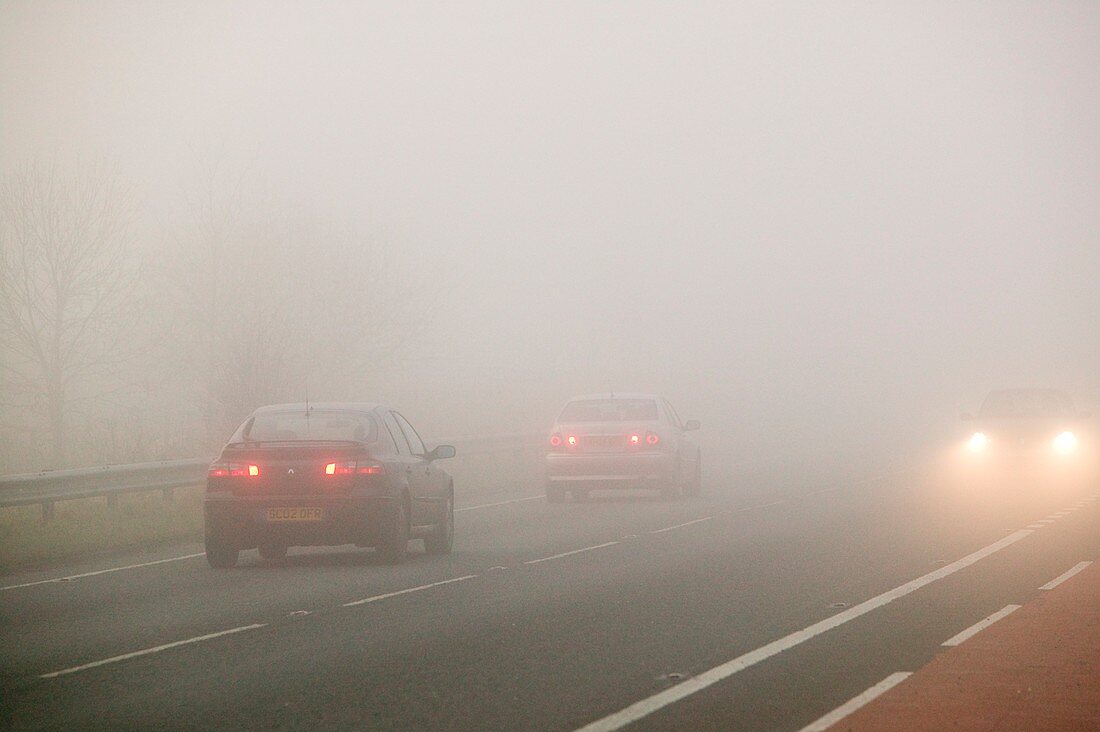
[0,160,431,473]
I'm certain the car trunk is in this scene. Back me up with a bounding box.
[221,441,367,496]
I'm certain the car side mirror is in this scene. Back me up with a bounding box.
[427,445,456,461]
[960,413,975,421]
[683,420,701,431]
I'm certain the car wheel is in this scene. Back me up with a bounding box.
[205,532,239,569]
[376,499,409,564]
[258,542,287,562]
[546,483,565,503]
[424,492,454,555]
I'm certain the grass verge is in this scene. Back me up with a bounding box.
[0,485,205,570]
[0,454,544,571]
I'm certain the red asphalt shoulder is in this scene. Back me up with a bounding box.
[831,558,1100,731]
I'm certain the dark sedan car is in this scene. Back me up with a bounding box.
[204,403,455,568]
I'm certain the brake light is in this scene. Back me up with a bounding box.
[629,433,641,446]
[208,462,259,478]
[646,432,660,446]
[324,460,385,476]
[550,434,563,448]
[567,435,578,447]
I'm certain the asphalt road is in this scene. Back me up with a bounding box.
[2,452,1097,730]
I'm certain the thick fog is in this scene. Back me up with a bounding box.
[1,2,1098,472]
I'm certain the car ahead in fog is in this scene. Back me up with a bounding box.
[204,403,456,568]
[961,388,1091,462]
[545,393,701,502]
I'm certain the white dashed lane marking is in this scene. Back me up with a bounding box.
[343,574,480,607]
[573,530,1034,732]
[524,542,620,565]
[1039,561,1092,591]
[1,554,206,592]
[41,624,267,679]
[942,605,1021,647]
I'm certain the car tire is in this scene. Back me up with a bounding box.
[424,491,454,555]
[205,532,239,569]
[546,483,565,503]
[376,499,409,564]
[258,542,287,562]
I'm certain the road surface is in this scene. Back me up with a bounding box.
[2,454,1097,730]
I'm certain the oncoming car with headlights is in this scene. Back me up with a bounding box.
[204,403,456,568]
[961,389,1091,464]
[545,393,701,502]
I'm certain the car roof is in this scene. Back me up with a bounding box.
[251,402,384,415]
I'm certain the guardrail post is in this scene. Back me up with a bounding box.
[42,501,55,522]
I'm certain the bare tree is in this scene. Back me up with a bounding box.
[0,163,139,467]
[157,159,434,448]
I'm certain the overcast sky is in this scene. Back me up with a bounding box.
[2,1,1097,454]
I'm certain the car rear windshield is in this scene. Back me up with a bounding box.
[234,411,378,443]
[558,399,659,422]
[979,390,1074,418]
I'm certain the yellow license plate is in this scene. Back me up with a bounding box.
[267,507,324,522]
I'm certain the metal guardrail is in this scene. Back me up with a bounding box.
[0,433,544,521]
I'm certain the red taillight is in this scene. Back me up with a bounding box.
[208,462,259,478]
[646,432,660,446]
[324,460,384,476]
[550,434,563,448]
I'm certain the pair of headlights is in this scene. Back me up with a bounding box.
[967,431,1079,455]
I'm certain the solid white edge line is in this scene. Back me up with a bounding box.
[799,672,913,732]
[5,493,544,593]
[941,604,1021,647]
[524,541,620,565]
[455,495,542,513]
[572,529,1033,732]
[1039,561,1092,590]
[2,553,206,592]
[650,516,714,534]
[41,623,266,678]
[343,574,479,607]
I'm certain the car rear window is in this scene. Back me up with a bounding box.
[236,411,378,443]
[558,399,659,422]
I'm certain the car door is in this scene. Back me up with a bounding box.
[663,398,698,475]
[382,411,429,524]
[391,411,440,526]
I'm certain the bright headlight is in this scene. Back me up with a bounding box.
[1053,431,1078,455]
[967,432,990,452]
